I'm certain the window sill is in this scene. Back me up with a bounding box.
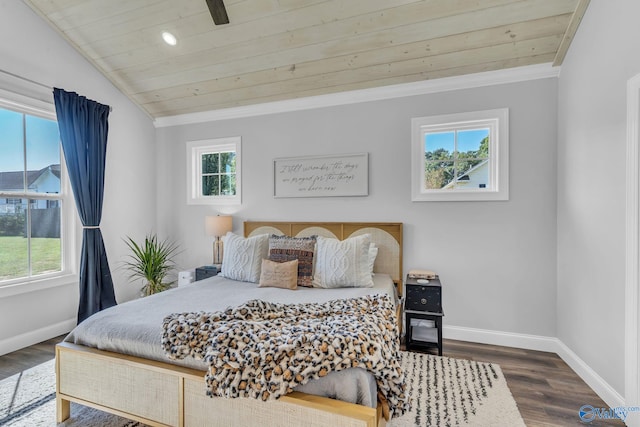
[412,188,509,202]
[0,273,78,298]
[187,196,242,205]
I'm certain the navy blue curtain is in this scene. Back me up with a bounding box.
[53,88,116,323]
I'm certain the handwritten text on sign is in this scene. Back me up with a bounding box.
[274,153,368,198]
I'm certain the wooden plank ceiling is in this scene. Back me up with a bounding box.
[24,0,589,119]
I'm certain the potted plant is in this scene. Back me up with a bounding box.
[124,234,179,296]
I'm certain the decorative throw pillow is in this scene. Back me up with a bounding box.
[220,232,269,283]
[313,234,374,288]
[258,259,298,290]
[368,243,378,276]
[268,234,316,287]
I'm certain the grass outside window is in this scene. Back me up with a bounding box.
[0,236,61,281]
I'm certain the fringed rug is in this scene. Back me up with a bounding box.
[389,351,525,426]
[0,352,523,426]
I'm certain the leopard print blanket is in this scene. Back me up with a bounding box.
[161,293,410,419]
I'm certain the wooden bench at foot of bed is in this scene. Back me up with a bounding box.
[56,342,384,427]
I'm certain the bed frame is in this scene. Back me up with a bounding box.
[56,221,403,427]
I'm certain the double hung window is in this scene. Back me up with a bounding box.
[0,103,69,283]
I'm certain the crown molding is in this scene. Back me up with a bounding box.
[154,63,560,128]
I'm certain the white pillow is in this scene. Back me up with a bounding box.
[220,232,269,283]
[313,234,374,288]
[368,243,378,276]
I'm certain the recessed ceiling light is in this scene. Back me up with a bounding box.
[162,31,177,46]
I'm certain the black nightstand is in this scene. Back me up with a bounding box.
[404,275,444,356]
[195,265,218,281]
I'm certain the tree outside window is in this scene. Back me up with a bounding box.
[411,108,508,202]
[424,130,489,190]
[187,137,241,205]
[201,151,237,196]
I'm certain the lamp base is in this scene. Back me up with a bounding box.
[213,238,224,265]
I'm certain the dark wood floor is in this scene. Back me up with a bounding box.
[441,340,624,426]
[0,336,624,426]
[0,335,62,380]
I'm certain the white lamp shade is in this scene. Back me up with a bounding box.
[205,215,233,237]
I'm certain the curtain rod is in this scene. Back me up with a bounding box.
[0,68,52,90]
[0,68,113,112]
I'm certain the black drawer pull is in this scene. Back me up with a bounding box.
[421,298,427,305]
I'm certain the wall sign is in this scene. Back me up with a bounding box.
[273,153,368,198]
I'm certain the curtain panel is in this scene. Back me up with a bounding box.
[53,88,116,323]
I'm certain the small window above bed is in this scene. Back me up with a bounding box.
[186,137,241,205]
[411,108,509,201]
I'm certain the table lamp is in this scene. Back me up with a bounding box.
[205,215,233,266]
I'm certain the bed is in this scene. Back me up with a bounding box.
[56,221,403,427]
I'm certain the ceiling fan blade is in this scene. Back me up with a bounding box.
[206,0,229,25]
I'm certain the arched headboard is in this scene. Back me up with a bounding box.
[244,221,403,295]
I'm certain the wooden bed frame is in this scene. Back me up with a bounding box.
[56,221,403,427]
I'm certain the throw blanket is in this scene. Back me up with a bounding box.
[162,293,410,419]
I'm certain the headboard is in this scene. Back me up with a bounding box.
[244,221,403,295]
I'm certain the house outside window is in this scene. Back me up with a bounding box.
[411,108,509,201]
[186,137,241,205]
[0,102,71,284]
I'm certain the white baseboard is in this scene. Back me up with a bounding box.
[444,325,559,352]
[555,340,625,410]
[0,318,76,356]
[444,325,624,410]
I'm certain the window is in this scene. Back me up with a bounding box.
[0,102,71,284]
[186,137,241,205]
[411,108,509,201]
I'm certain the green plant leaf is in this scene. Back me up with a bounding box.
[123,233,180,295]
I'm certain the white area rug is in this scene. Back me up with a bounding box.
[390,351,525,426]
[0,359,143,426]
[0,352,523,426]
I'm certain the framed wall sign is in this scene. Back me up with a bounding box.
[273,153,368,198]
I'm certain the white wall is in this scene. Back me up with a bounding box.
[557,0,640,397]
[0,0,156,353]
[156,77,558,338]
